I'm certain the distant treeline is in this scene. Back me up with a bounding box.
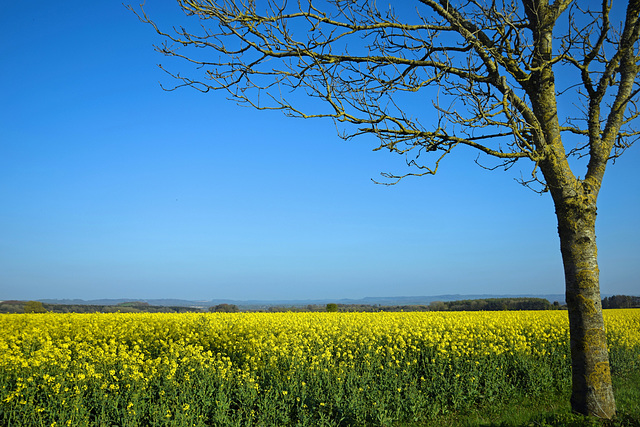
[266,297,562,313]
[0,300,200,314]
[602,295,640,309]
[1,295,637,314]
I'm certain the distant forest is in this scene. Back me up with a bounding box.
[0,300,197,314]
[601,295,640,309]
[1,295,638,314]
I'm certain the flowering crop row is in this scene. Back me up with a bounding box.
[1,309,638,426]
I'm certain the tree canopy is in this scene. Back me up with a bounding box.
[133,0,639,188]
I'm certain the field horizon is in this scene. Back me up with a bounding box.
[27,293,572,309]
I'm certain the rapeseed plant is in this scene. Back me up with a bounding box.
[0,310,637,425]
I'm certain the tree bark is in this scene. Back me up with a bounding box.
[555,195,616,418]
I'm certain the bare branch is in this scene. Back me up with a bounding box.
[130,0,639,188]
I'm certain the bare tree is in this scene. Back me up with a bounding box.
[131,0,640,418]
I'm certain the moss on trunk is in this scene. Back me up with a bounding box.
[555,196,615,418]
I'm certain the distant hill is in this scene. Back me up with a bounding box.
[38,294,567,309]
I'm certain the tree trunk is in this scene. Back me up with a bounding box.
[555,197,616,418]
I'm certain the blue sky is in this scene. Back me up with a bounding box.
[1,1,638,301]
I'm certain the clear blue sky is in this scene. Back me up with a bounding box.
[1,1,638,302]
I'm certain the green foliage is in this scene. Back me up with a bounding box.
[0,348,570,425]
[23,301,46,313]
[2,342,637,426]
[209,303,240,313]
[430,368,640,427]
[602,295,640,309]
[0,301,26,314]
[117,301,150,308]
[0,301,202,314]
[326,303,338,312]
[430,297,557,311]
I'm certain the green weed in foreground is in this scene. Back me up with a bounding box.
[424,363,639,427]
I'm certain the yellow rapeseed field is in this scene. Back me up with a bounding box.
[0,309,638,426]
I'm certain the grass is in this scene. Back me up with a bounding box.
[418,369,640,427]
